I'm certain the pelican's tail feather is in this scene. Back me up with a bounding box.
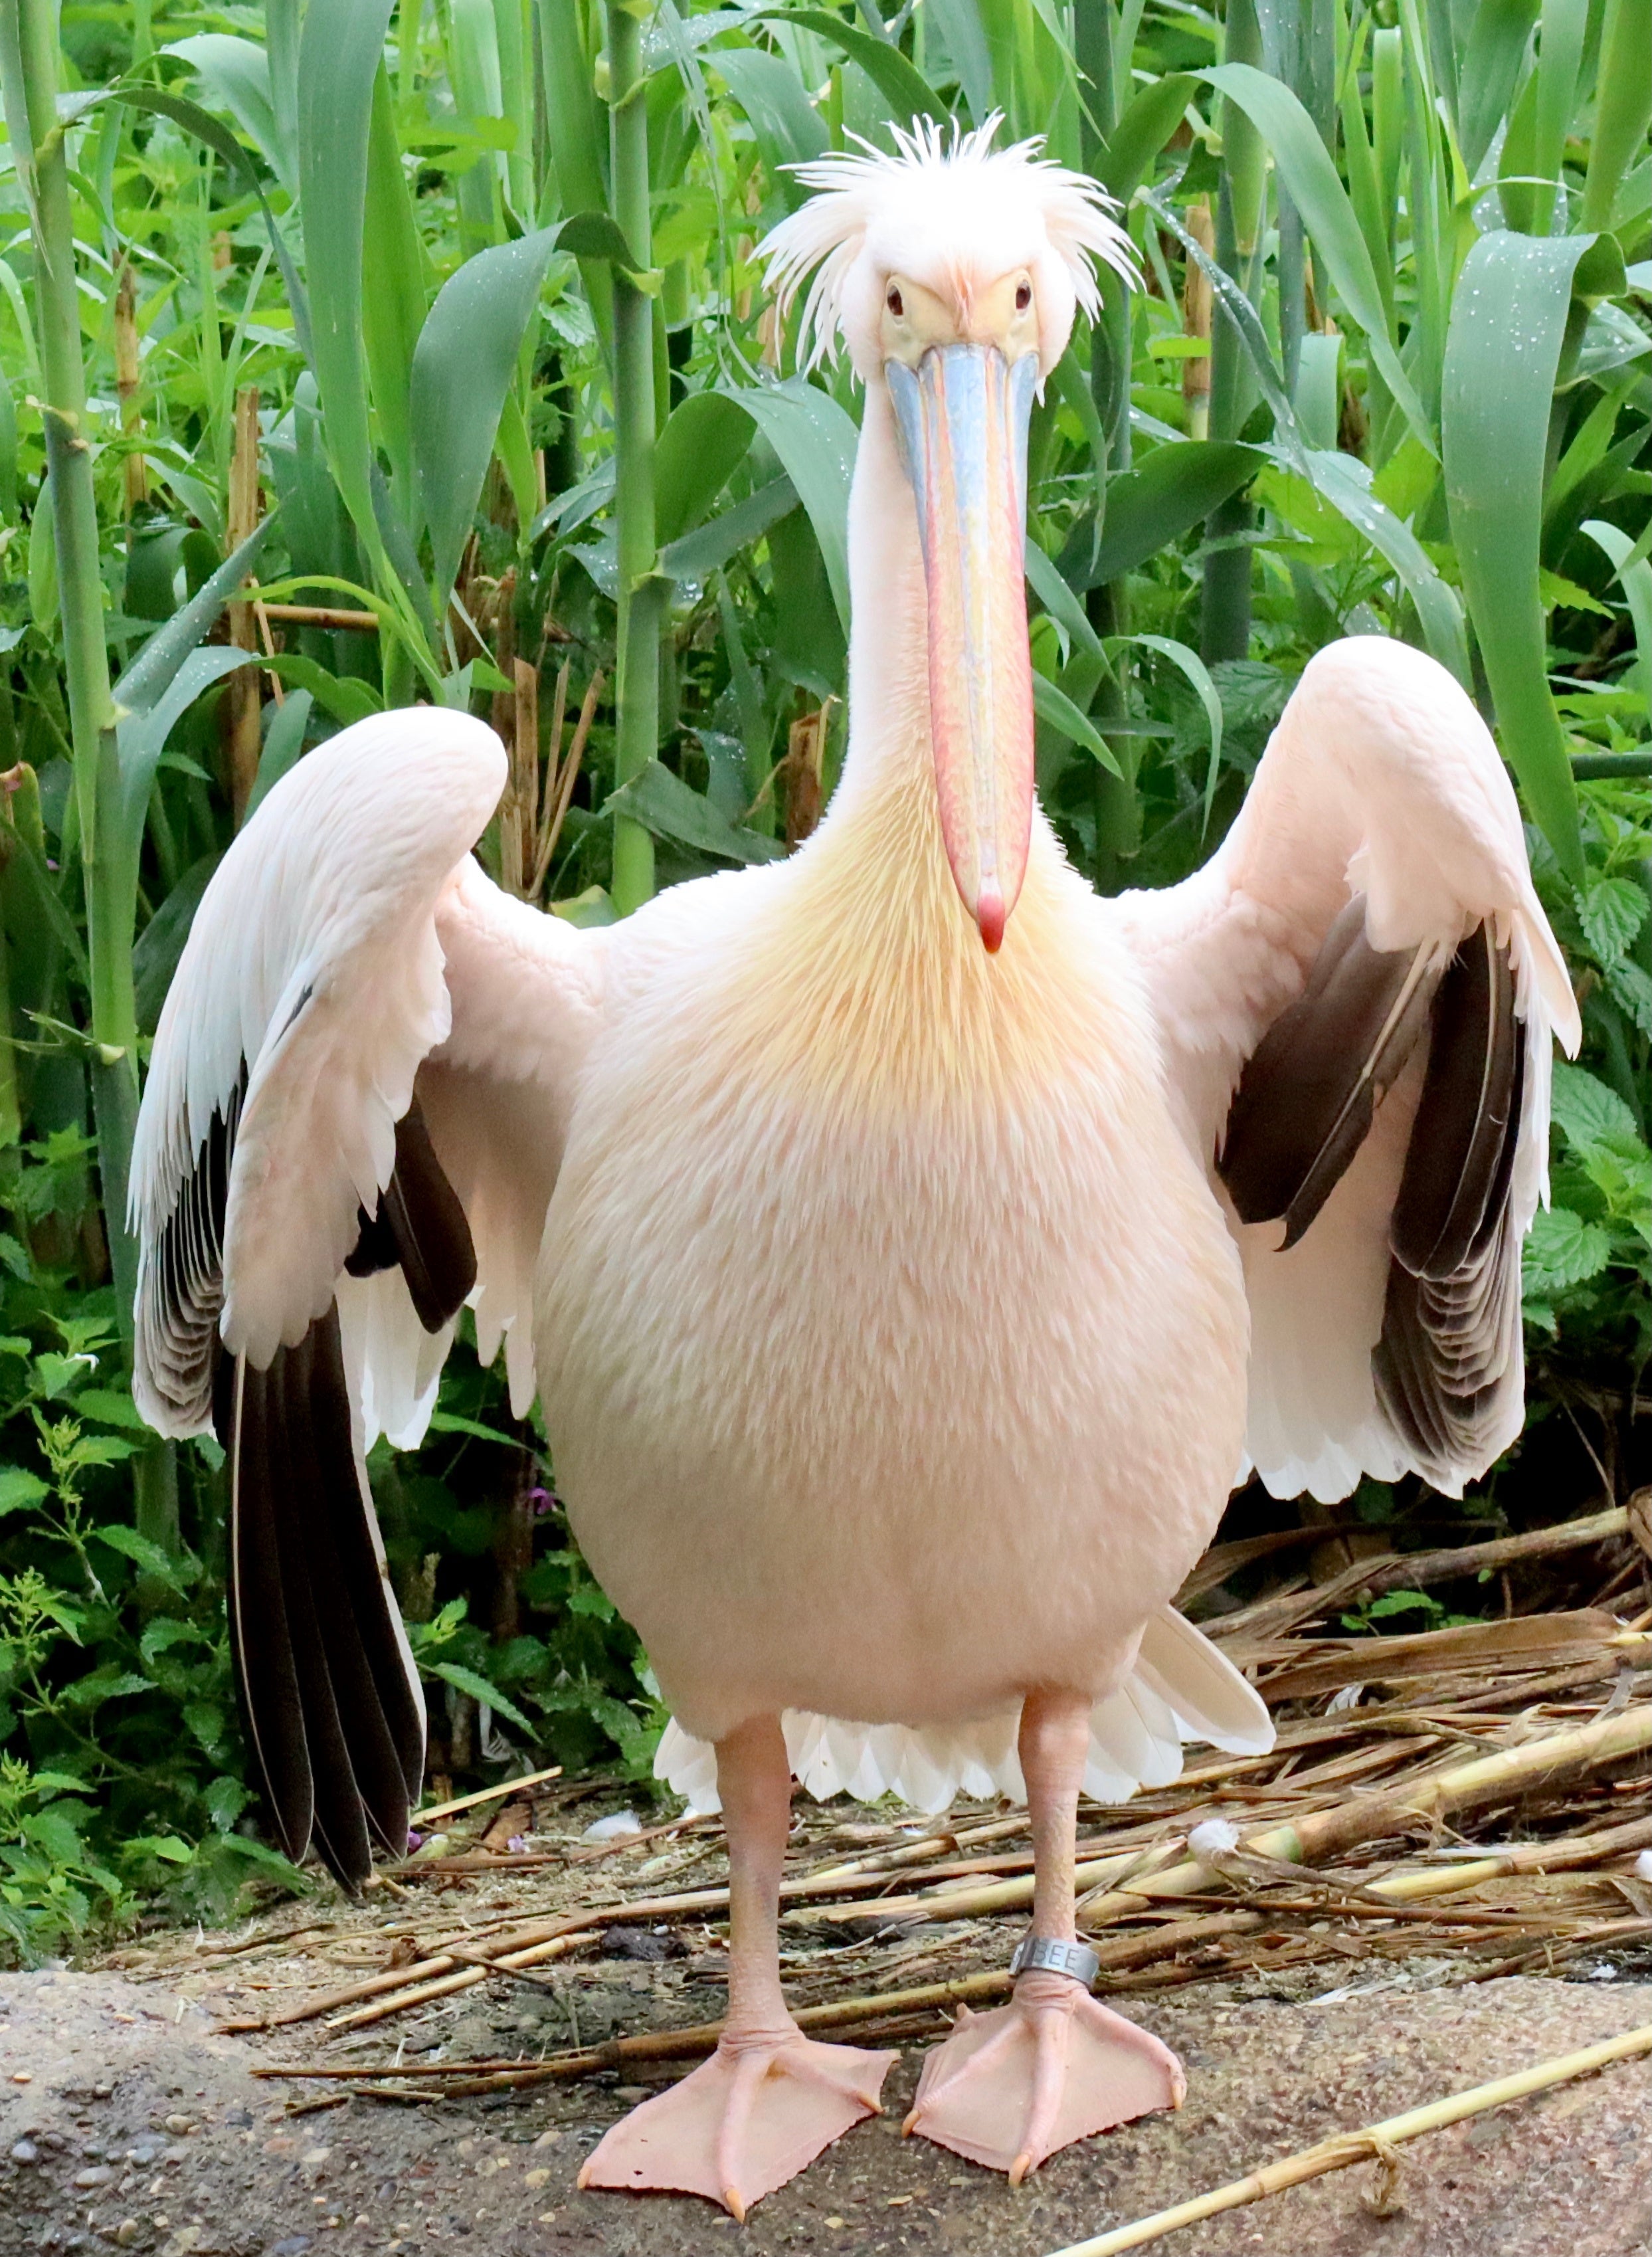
[653,1609,1272,1816]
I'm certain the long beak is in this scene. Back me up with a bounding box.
[887,343,1040,953]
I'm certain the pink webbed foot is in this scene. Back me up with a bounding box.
[904,1970,1184,2183]
[577,2026,896,2220]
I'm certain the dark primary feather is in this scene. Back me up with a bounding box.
[227,1310,425,1889]
[138,1074,244,1433]
[1374,928,1524,1480]
[1219,896,1438,1248]
[344,1101,476,1331]
[183,1094,478,1889]
[1218,899,1526,1488]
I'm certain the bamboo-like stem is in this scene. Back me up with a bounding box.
[0,0,139,1318]
[1181,199,1214,442]
[1046,2023,1652,2256]
[1078,1702,1652,1928]
[1579,0,1652,233]
[225,385,263,825]
[605,0,658,916]
[1201,0,1264,666]
[529,667,602,896]
[411,1762,564,1827]
[794,1702,1652,1931]
[114,260,147,512]
[257,602,379,631]
[1075,0,1139,894]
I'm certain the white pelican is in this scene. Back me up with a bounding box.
[132,120,1578,2218]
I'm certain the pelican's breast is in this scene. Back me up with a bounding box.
[535,836,1249,1740]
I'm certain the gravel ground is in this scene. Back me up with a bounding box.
[5,1962,1652,2257]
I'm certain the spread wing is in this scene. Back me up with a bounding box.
[131,708,606,1885]
[1117,637,1580,1505]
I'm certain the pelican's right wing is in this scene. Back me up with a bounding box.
[132,708,606,1886]
[1117,638,1579,1506]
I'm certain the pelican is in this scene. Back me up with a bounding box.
[131,121,1577,2218]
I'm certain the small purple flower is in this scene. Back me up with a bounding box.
[405,1829,425,1854]
[526,1486,561,1518]
[506,1836,526,1854]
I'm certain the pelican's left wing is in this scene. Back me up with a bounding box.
[1117,637,1579,1504]
[132,708,606,1884]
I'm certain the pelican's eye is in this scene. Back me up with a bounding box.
[887,285,904,318]
[1015,281,1032,312]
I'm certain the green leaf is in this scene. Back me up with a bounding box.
[535,0,607,220]
[260,655,383,726]
[428,1660,538,1739]
[412,226,567,607]
[1032,674,1124,777]
[1607,959,1652,1039]
[1095,73,1198,203]
[655,391,756,546]
[1087,441,1263,588]
[1200,64,1436,460]
[426,1411,522,1446]
[165,33,294,193]
[140,1617,208,1667]
[1139,190,1309,475]
[361,63,428,504]
[1458,0,1540,173]
[1127,633,1224,823]
[122,1834,195,1865]
[70,1388,147,1430]
[712,47,828,181]
[553,211,641,267]
[719,378,859,632]
[205,1775,250,1832]
[297,0,399,560]
[114,87,314,365]
[92,1526,190,1585]
[658,477,798,583]
[244,690,316,825]
[62,1667,153,1710]
[1296,449,1470,686]
[1578,876,1650,965]
[0,1466,48,1518]
[1522,1204,1613,1294]
[1550,1062,1642,1151]
[1580,518,1652,700]
[119,647,264,861]
[1442,229,1594,881]
[924,0,994,121]
[113,521,276,718]
[754,10,946,125]
[606,760,785,864]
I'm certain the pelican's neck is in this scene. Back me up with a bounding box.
[830,380,937,817]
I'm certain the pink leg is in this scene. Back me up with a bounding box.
[905,1688,1184,2181]
[578,1714,895,2219]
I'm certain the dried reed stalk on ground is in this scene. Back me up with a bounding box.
[1045,2023,1652,2256]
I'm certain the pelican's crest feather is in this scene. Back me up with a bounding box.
[759,115,1137,371]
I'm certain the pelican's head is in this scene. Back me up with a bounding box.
[761,119,1137,949]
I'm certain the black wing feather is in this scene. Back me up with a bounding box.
[1219,896,1437,1248]
[180,1093,476,1888]
[1220,898,1527,1488]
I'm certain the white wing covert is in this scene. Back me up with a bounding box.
[1119,639,1580,1505]
[130,708,604,1886]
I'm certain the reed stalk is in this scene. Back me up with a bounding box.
[1201,0,1265,666]
[0,0,182,1575]
[0,0,138,1297]
[1077,0,1137,890]
[604,0,658,916]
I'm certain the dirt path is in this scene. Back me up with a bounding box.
[5,1962,1652,2257]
